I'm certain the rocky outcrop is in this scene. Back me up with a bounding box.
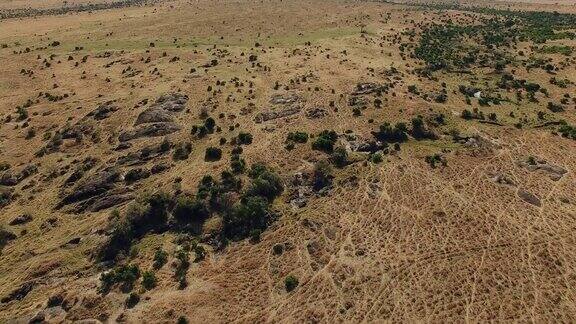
[119,123,181,142]
[255,93,303,123]
[0,281,34,303]
[254,106,301,123]
[9,214,32,226]
[86,101,118,120]
[517,188,541,207]
[518,158,568,181]
[351,82,383,95]
[119,93,187,141]
[135,93,188,125]
[0,165,38,186]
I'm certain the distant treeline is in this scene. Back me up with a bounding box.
[372,0,576,27]
[0,0,155,20]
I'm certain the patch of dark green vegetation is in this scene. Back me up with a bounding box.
[413,5,576,73]
[425,154,447,169]
[97,163,283,262]
[99,264,140,294]
[372,122,408,142]
[284,275,299,292]
[537,45,573,56]
[312,130,338,153]
[558,122,576,140]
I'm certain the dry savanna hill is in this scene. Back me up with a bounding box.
[0,0,575,322]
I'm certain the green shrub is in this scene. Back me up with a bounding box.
[98,192,171,262]
[99,264,141,293]
[204,147,222,161]
[547,102,565,113]
[287,131,308,143]
[371,153,383,163]
[330,147,348,167]
[16,107,28,121]
[196,125,208,138]
[312,130,338,153]
[373,122,408,143]
[558,124,576,140]
[142,271,157,290]
[245,170,283,202]
[153,249,168,270]
[173,143,192,161]
[221,169,241,188]
[249,229,262,243]
[248,163,268,178]
[230,156,246,174]
[273,243,284,255]
[425,154,447,168]
[25,128,36,139]
[173,196,209,224]
[231,146,243,155]
[284,275,299,292]
[204,117,216,132]
[461,109,473,120]
[223,196,270,240]
[125,292,140,308]
[237,132,253,145]
[410,116,437,140]
[174,250,190,289]
[194,245,206,262]
[313,161,333,191]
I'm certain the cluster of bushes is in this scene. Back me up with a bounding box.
[97,164,284,292]
[223,164,283,240]
[495,75,545,97]
[425,154,447,168]
[330,147,348,168]
[537,45,573,56]
[174,249,190,289]
[230,147,247,174]
[312,130,338,153]
[410,116,438,140]
[98,163,284,262]
[98,193,172,261]
[153,249,168,269]
[549,77,572,88]
[235,132,253,145]
[192,117,216,138]
[372,122,408,143]
[173,142,192,161]
[547,102,565,113]
[99,251,163,303]
[205,147,222,161]
[461,108,485,120]
[172,195,209,228]
[370,117,439,146]
[285,132,308,150]
[16,106,28,121]
[285,131,308,150]
[558,123,576,140]
[284,275,299,292]
[413,5,576,72]
[312,161,334,191]
[99,264,141,293]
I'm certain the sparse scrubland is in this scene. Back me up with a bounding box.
[0,0,575,322]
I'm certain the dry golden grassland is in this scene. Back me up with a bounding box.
[0,0,575,322]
